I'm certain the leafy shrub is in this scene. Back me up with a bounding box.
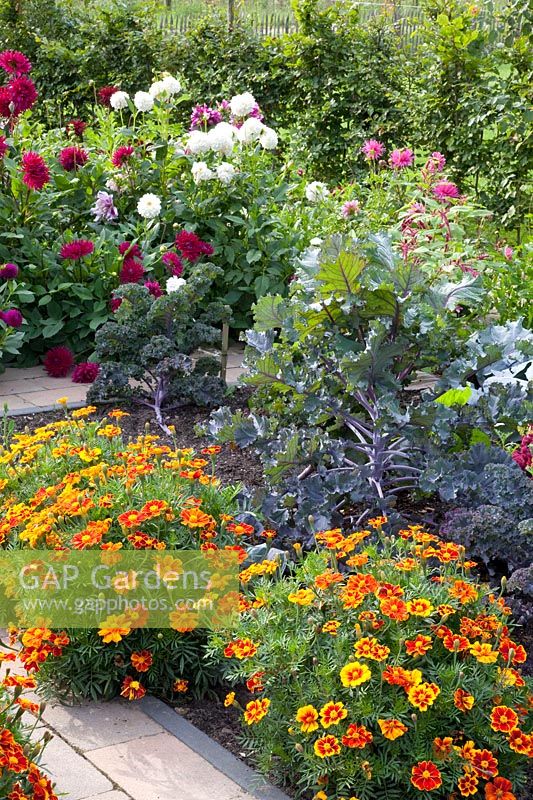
[0,406,259,700]
[212,520,533,798]
[0,263,33,371]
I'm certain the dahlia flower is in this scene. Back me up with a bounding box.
[191,161,214,184]
[161,75,181,95]
[433,180,460,201]
[43,346,74,377]
[119,260,145,284]
[110,295,122,312]
[190,104,223,129]
[230,92,256,118]
[0,86,13,118]
[110,91,129,110]
[111,145,135,168]
[162,252,183,275]
[166,276,186,293]
[237,117,263,144]
[21,151,49,190]
[187,130,211,154]
[60,240,95,261]
[119,242,142,260]
[503,245,513,260]
[259,126,278,150]
[217,162,237,185]
[72,362,100,383]
[91,191,118,223]
[149,80,166,98]
[137,193,161,219]
[389,148,414,169]
[207,124,234,156]
[144,280,163,298]
[59,146,88,172]
[97,85,119,106]
[0,50,32,76]
[425,151,446,173]
[362,139,385,160]
[0,263,19,279]
[9,76,38,114]
[65,119,87,138]
[249,103,264,121]
[341,199,360,218]
[133,91,154,112]
[175,230,214,262]
[0,308,23,328]
[305,181,329,203]
[0,136,8,158]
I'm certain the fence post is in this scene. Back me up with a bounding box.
[220,322,230,382]
[228,0,235,30]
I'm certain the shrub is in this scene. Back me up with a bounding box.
[211,520,533,799]
[0,406,261,700]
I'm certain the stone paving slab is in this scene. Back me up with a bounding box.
[81,792,132,800]
[85,732,256,800]
[37,730,114,800]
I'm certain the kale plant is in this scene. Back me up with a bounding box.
[89,262,230,432]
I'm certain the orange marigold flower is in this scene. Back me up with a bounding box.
[224,638,259,660]
[443,633,470,652]
[130,650,153,672]
[405,634,433,657]
[469,642,498,664]
[433,736,453,757]
[244,698,270,725]
[449,580,478,604]
[407,598,435,616]
[314,734,341,758]
[471,748,498,779]
[226,522,254,536]
[507,729,532,755]
[339,661,371,687]
[287,588,315,605]
[342,723,373,748]
[457,770,479,797]
[173,679,189,693]
[117,509,148,529]
[378,718,408,740]
[485,777,516,800]
[322,620,341,636]
[97,614,131,643]
[316,529,345,548]
[295,704,319,733]
[367,516,387,528]
[246,671,265,693]
[224,691,235,707]
[454,688,475,712]
[168,610,199,632]
[120,676,146,701]
[499,638,527,665]
[179,507,216,528]
[354,636,390,661]
[490,706,519,734]
[408,682,440,711]
[410,760,442,792]
[380,596,409,621]
[319,701,348,728]
[383,665,422,690]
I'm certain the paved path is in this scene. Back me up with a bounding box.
[0,346,245,416]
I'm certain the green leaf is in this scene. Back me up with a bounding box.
[317,249,365,295]
[253,295,287,331]
[436,386,473,407]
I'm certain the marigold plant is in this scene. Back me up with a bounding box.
[212,521,532,799]
[0,406,259,700]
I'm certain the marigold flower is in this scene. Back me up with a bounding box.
[287,588,315,605]
[377,718,407,740]
[405,634,432,657]
[469,642,498,664]
[433,736,453,757]
[173,679,189,693]
[443,633,470,652]
[244,698,270,724]
[295,704,319,733]
[180,507,216,528]
[120,676,146,701]
[406,598,434,616]
[341,723,373,748]
[457,770,479,796]
[380,596,410,621]
[499,637,526,665]
[224,638,258,660]
[507,729,532,755]
[224,691,235,707]
[98,614,131,643]
[319,701,348,728]
[454,688,475,711]
[246,671,265,693]
[313,734,341,758]
[485,777,516,800]
[449,580,478,604]
[410,760,442,791]
[470,748,498,778]
[407,682,440,711]
[322,620,341,636]
[131,650,153,672]
[383,665,422,690]
[339,661,371,687]
[490,705,519,733]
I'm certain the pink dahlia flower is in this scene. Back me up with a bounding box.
[112,145,135,168]
[0,50,32,76]
[9,76,38,114]
[43,346,74,377]
[341,200,360,218]
[118,241,142,260]
[175,230,214,262]
[110,295,122,312]
[0,308,23,328]
[72,362,100,383]
[433,180,460,201]
[389,148,414,169]
[0,263,19,279]
[361,139,385,160]
[59,146,89,172]
[21,151,49,190]
[65,119,87,138]
[425,151,446,173]
[503,246,513,260]
[0,86,13,117]
[162,251,183,275]
[144,280,163,298]
[60,240,95,261]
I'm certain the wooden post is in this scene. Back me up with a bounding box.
[228,0,234,30]
[220,322,230,382]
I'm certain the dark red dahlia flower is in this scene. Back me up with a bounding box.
[0,263,19,279]
[0,50,32,76]
[111,145,135,168]
[60,239,95,261]
[161,251,183,276]
[175,230,214,262]
[119,259,145,284]
[21,151,49,190]
[72,362,100,383]
[144,280,162,298]
[65,119,87,138]
[43,346,74,377]
[0,86,13,118]
[97,85,119,107]
[118,241,143,260]
[0,308,23,328]
[110,296,122,312]
[9,76,38,114]
[59,146,89,171]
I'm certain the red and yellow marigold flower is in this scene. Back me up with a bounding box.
[319,701,348,728]
[117,509,148,529]
[224,691,235,707]
[179,507,216,528]
[120,676,146,701]
[173,679,189,693]
[378,718,407,740]
[405,634,432,657]
[443,633,470,652]
[454,688,475,711]
[469,642,498,664]
[353,636,390,661]
[406,598,434,616]
[244,698,270,725]
[507,729,532,755]
[410,760,442,791]
[246,671,265,693]
[433,736,453,758]
[457,770,479,797]
[449,580,478,604]
[339,661,371,687]
[130,649,153,672]
[224,638,259,660]
[314,734,341,758]
[379,596,409,621]
[408,682,440,711]
[296,705,319,733]
[471,748,498,778]
[322,620,341,636]
[485,777,516,800]
[490,705,519,733]
[341,723,373,748]
[499,637,527,665]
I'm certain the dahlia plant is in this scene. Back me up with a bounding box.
[0,406,263,700]
[0,261,32,370]
[211,520,533,799]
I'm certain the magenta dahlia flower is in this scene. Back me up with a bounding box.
[118,241,142,260]
[9,76,37,114]
[110,295,122,312]
[0,263,19,280]
[43,346,74,377]
[503,245,513,260]
[65,118,88,138]
[59,146,89,172]
[433,180,460,201]
[111,145,135,168]
[190,104,223,129]
[21,151,50,190]
[72,362,100,383]
[0,86,13,117]
[60,240,95,261]
[175,230,214,262]
[119,260,144,284]
[361,139,385,160]
[425,151,446,174]
[162,251,183,275]
[144,280,163,298]
[0,50,32,76]
[98,85,119,106]
[0,136,8,158]
[0,308,23,328]
[389,148,414,169]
